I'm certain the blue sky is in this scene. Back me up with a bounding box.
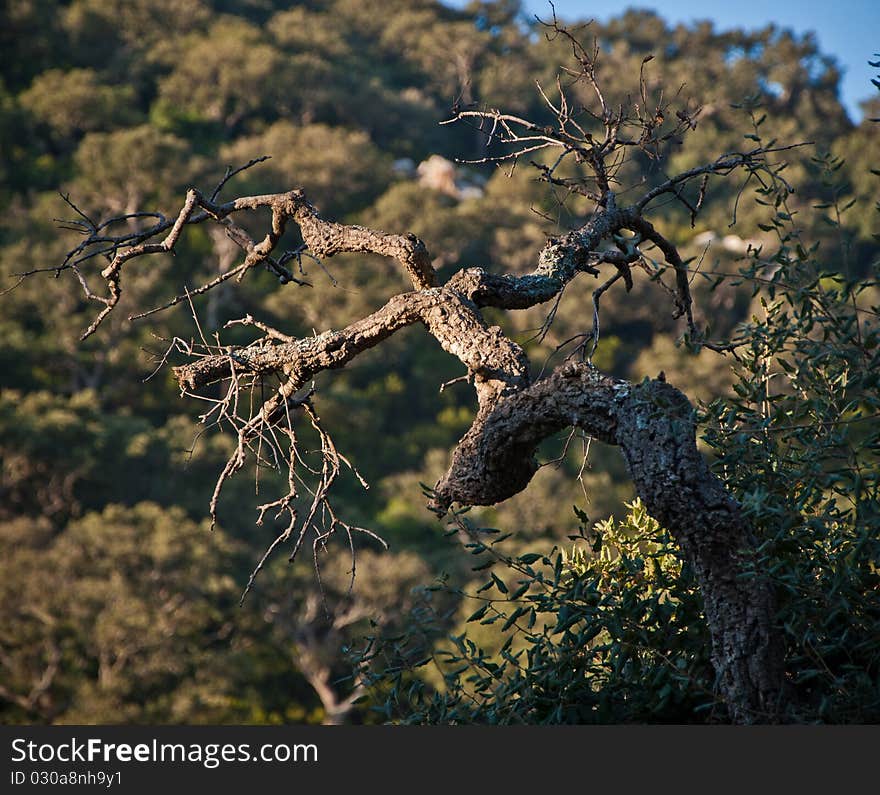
[461,0,879,122]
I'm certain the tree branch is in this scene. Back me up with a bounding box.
[59,184,438,339]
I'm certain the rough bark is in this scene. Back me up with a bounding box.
[175,288,529,407]
[433,362,783,722]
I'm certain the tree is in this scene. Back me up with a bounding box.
[260,549,436,725]
[0,503,251,723]
[154,18,291,133]
[15,16,872,724]
[366,132,880,723]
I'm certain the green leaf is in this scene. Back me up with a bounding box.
[502,607,526,632]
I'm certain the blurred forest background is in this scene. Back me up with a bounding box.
[1,0,878,724]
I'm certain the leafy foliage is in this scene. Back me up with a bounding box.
[355,501,715,723]
[700,160,880,722]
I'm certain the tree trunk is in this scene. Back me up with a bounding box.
[433,362,785,722]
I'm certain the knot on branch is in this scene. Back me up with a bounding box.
[536,239,597,281]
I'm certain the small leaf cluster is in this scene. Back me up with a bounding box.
[357,501,715,724]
